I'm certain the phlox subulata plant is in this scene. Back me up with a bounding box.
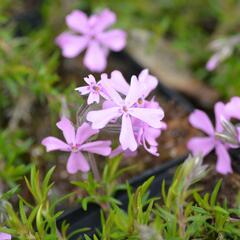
[2,4,240,240]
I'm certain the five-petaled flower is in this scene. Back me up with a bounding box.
[188,102,234,174]
[56,9,126,72]
[42,117,111,174]
[87,75,164,151]
[0,232,11,240]
[75,74,108,104]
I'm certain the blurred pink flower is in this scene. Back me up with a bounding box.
[0,233,11,240]
[206,53,221,71]
[225,96,240,119]
[87,76,164,151]
[188,102,233,174]
[56,9,126,72]
[42,117,111,174]
[75,74,109,104]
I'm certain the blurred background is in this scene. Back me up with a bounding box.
[1,0,240,198]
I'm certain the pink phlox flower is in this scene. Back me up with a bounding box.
[42,117,111,174]
[225,96,240,143]
[87,76,164,152]
[109,69,158,99]
[102,69,158,110]
[135,99,167,156]
[55,9,126,72]
[110,145,137,159]
[0,233,11,240]
[187,102,233,174]
[75,74,109,104]
[225,96,240,120]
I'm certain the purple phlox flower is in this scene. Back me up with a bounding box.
[87,76,164,152]
[102,68,158,110]
[55,9,126,72]
[75,74,109,104]
[225,96,240,143]
[187,102,233,174]
[109,69,158,99]
[0,233,11,240]
[42,117,111,174]
[135,99,167,156]
[225,96,240,120]
[205,36,240,71]
[206,47,232,71]
[110,100,166,157]
[110,145,137,159]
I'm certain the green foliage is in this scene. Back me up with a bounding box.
[1,156,240,239]
[0,166,70,240]
[72,156,133,210]
[89,156,240,239]
[0,130,32,187]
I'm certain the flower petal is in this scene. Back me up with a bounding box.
[214,101,227,132]
[98,29,126,51]
[125,76,143,107]
[84,74,96,85]
[187,137,215,157]
[76,122,99,145]
[87,107,121,129]
[110,145,124,158]
[75,86,90,95]
[130,108,164,128]
[144,127,162,146]
[206,54,220,71]
[67,152,90,174]
[83,40,107,72]
[138,69,158,97]
[93,9,116,32]
[215,143,232,174]
[66,10,89,34]
[189,109,214,135]
[110,70,129,95]
[41,137,70,152]
[56,117,76,145]
[80,140,112,156]
[87,92,100,104]
[0,232,11,240]
[225,97,240,120]
[120,114,138,151]
[101,79,123,105]
[55,32,88,58]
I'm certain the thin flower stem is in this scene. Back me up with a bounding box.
[76,101,89,127]
[88,153,101,182]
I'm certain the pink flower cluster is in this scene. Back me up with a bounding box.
[0,232,11,240]
[79,69,166,155]
[188,97,240,174]
[42,70,166,174]
[56,9,126,72]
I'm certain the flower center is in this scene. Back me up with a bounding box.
[122,106,128,113]
[137,98,144,105]
[92,85,100,92]
[71,145,79,153]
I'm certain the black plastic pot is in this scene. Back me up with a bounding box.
[56,156,185,239]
